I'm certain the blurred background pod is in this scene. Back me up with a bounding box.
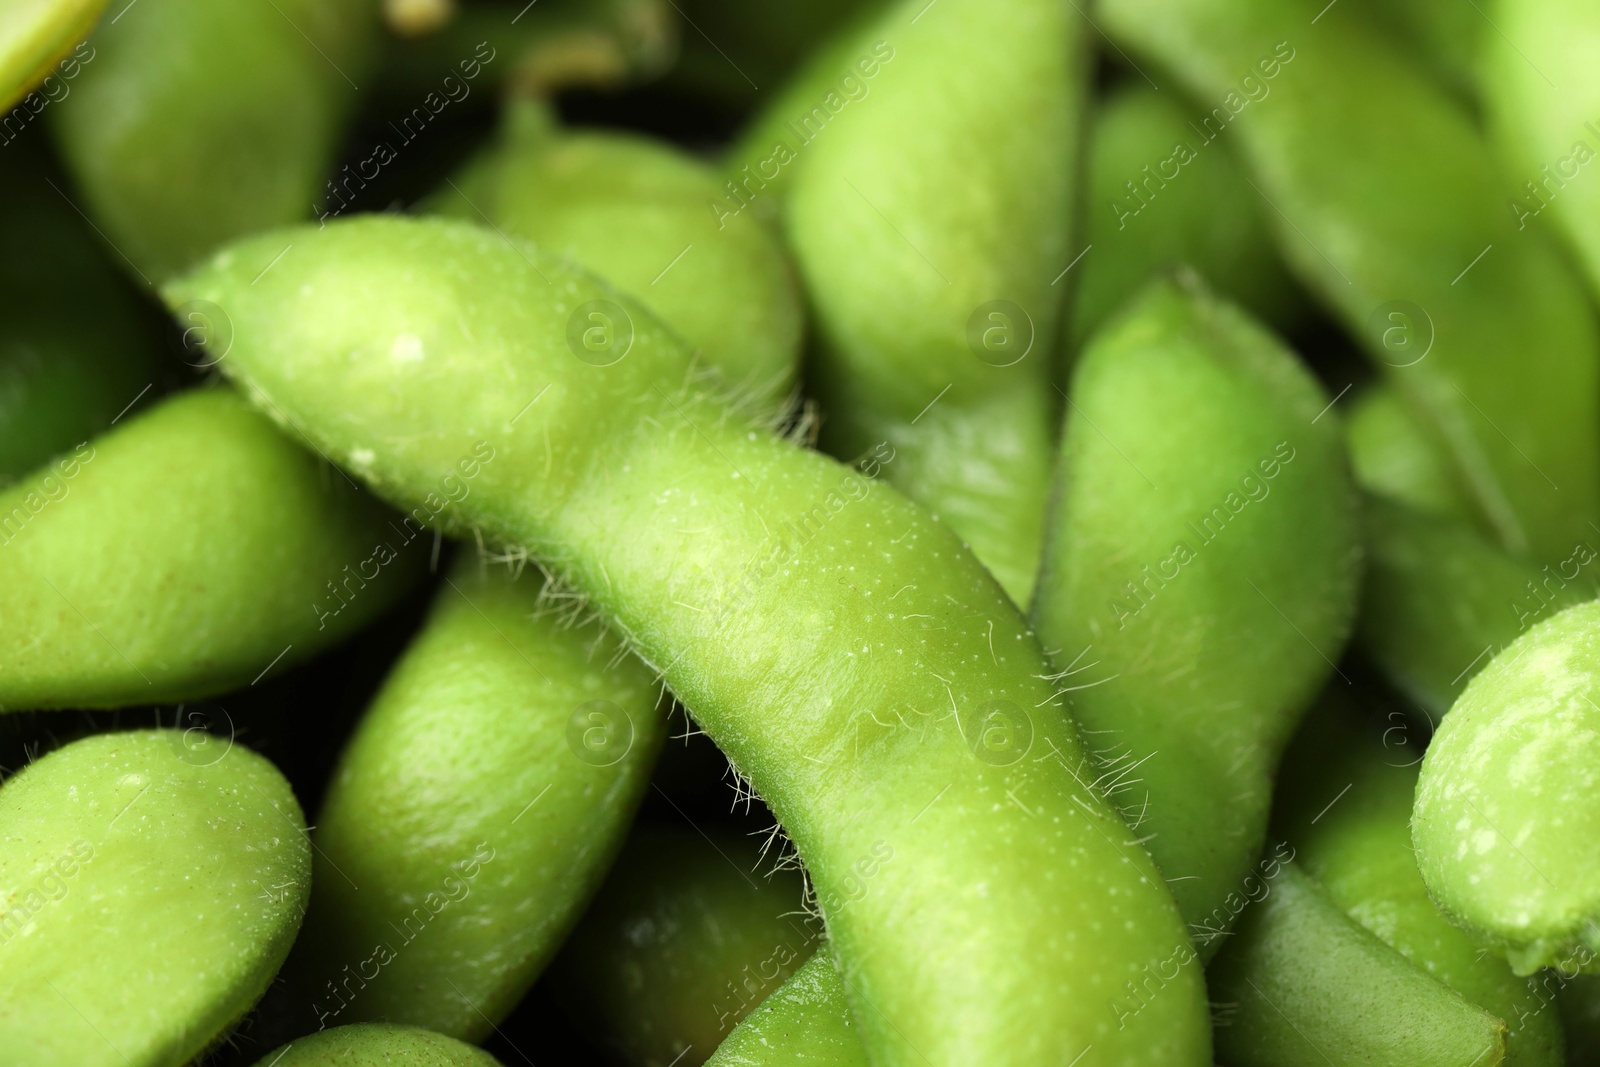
[1034,273,1361,948]
[425,96,803,411]
[277,554,666,1041]
[48,0,384,283]
[740,0,1088,603]
[0,140,167,485]
[0,0,106,109]
[548,822,813,1067]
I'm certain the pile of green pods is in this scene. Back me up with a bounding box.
[4,0,1600,1064]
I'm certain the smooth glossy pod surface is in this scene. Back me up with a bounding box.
[0,730,310,1066]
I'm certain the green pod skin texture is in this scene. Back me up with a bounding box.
[1209,863,1506,1067]
[1355,493,1593,719]
[1484,0,1600,302]
[168,215,1213,1067]
[0,388,425,711]
[549,824,813,1067]
[0,730,310,1066]
[427,100,802,409]
[1346,383,1474,523]
[0,0,105,107]
[1276,703,1565,1067]
[1033,275,1361,950]
[774,0,1084,605]
[253,1024,502,1067]
[285,552,665,1039]
[706,951,865,1067]
[1415,600,1600,976]
[0,141,163,484]
[1071,81,1304,353]
[1098,0,1600,566]
[49,0,379,282]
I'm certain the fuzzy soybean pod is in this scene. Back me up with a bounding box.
[1071,81,1304,353]
[168,214,1213,1067]
[0,388,424,711]
[49,0,380,282]
[1346,383,1475,523]
[253,1024,501,1067]
[1099,0,1600,566]
[0,730,310,1066]
[1032,274,1361,948]
[706,952,864,1067]
[1208,862,1507,1067]
[1414,600,1600,976]
[1483,0,1600,301]
[548,823,813,1067]
[0,0,104,107]
[427,99,802,408]
[1355,494,1592,719]
[741,0,1085,603]
[1275,703,1565,1066]
[281,553,665,1038]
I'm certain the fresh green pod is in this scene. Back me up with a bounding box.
[1353,0,1484,105]
[427,99,802,407]
[1071,81,1304,352]
[1209,862,1507,1067]
[281,552,665,1039]
[253,1024,502,1066]
[706,951,864,1067]
[766,0,1084,603]
[1356,494,1593,718]
[0,0,104,108]
[0,730,310,1066]
[0,141,163,484]
[1346,382,1474,522]
[1098,0,1600,566]
[0,388,425,711]
[49,0,380,282]
[1276,701,1566,1066]
[1483,0,1600,303]
[1033,274,1360,948]
[549,823,814,1067]
[1414,600,1600,975]
[169,214,1213,1067]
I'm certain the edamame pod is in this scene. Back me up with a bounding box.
[1346,383,1474,522]
[427,99,802,407]
[1033,273,1360,946]
[1276,701,1565,1066]
[0,388,425,711]
[168,215,1213,1067]
[0,0,104,108]
[0,141,163,483]
[50,0,381,282]
[1208,863,1507,1067]
[1483,0,1600,303]
[279,553,665,1039]
[548,823,813,1067]
[253,1023,501,1066]
[1356,493,1592,718]
[0,730,310,1066]
[1414,600,1600,975]
[705,951,864,1067]
[774,0,1084,603]
[1071,81,1304,352]
[1099,0,1600,565]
